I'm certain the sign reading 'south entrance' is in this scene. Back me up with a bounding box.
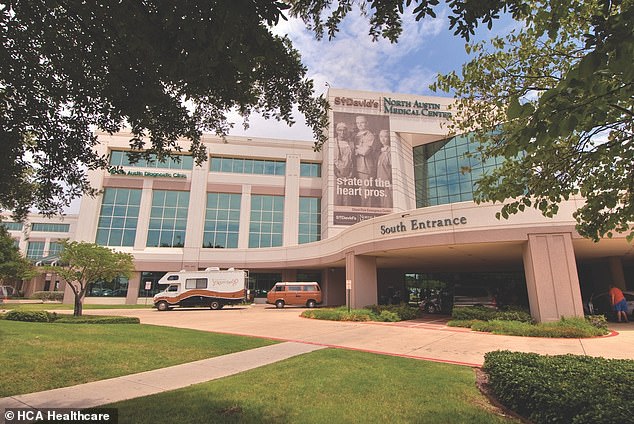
[380,216,468,235]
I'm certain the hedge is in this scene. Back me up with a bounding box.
[54,315,140,324]
[365,304,419,321]
[4,310,57,322]
[451,306,533,323]
[483,350,634,423]
[3,310,139,324]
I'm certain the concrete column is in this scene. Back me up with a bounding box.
[133,180,153,250]
[284,154,300,246]
[125,272,141,305]
[323,268,346,306]
[282,269,297,282]
[183,165,208,250]
[523,233,584,322]
[345,252,377,308]
[608,256,626,289]
[238,185,251,248]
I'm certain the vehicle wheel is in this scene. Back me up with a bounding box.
[275,300,285,309]
[210,301,222,310]
[306,299,316,308]
[425,304,438,314]
[157,301,170,312]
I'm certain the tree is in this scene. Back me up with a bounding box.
[291,0,634,241]
[0,225,35,291]
[50,240,134,316]
[1,1,328,219]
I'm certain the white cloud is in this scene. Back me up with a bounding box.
[229,6,452,141]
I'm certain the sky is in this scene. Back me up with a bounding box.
[225,5,511,142]
[66,6,516,215]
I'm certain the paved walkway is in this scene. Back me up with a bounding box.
[0,342,325,412]
[2,304,633,416]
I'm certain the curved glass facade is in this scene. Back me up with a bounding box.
[414,133,504,207]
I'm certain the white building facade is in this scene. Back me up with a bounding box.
[30,87,634,321]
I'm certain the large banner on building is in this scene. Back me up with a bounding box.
[332,112,393,225]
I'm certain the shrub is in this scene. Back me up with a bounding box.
[471,317,608,338]
[301,307,376,322]
[31,291,64,302]
[378,310,400,322]
[483,350,634,424]
[452,306,533,323]
[5,310,57,322]
[451,306,497,321]
[585,314,609,331]
[365,304,419,321]
[54,315,140,324]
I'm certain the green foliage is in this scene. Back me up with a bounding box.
[5,310,57,322]
[51,240,135,316]
[378,310,400,322]
[366,304,419,320]
[451,306,498,321]
[54,315,140,324]
[471,317,607,338]
[0,225,35,284]
[30,291,64,302]
[432,0,634,241]
[291,0,528,42]
[301,307,376,321]
[483,350,634,423]
[303,305,420,322]
[585,314,609,331]
[1,1,328,218]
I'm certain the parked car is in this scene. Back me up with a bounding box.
[586,290,634,320]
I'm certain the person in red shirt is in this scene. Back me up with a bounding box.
[609,284,629,323]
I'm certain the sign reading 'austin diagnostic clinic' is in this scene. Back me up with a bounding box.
[332,111,393,225]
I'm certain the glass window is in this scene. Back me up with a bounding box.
[109,150,193,170]
[249,273,281,298]
[210,157,286,175]
[203,193,241,248]
[249,195,284,248]
[1,222,23,231]
[96,188,142,246]
[139,271,168,298]
[48,242,64,257]
[300,162,321,177]
[146,190,189,247]
[31,223,70,232]
[298,197,321,244]
[86,276,129,297]
[26,241,45,260]
[185,278,207,289]
[414,132,503,208]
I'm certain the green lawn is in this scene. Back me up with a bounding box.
[108,349,518,424]
[0,320,276,397]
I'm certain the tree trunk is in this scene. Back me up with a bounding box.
[74,295,83,316]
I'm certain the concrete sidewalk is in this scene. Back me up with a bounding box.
[0,342,325,412]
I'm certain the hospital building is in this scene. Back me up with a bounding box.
[4,87,634,322]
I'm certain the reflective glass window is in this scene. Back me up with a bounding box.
[96,188,141,246]
[146,190,189,247]
[203,192,241,248]
[249,195,284,248]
